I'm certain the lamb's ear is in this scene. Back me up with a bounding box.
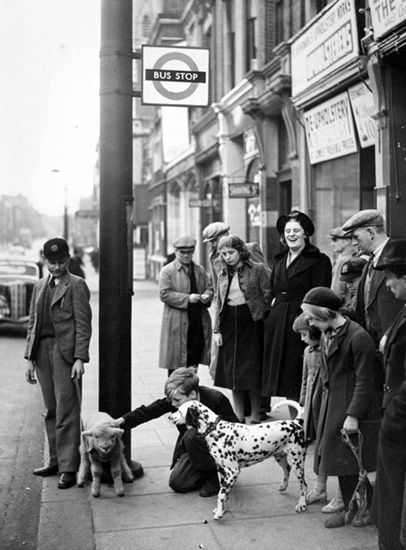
[81,431,95,452]
[112,428,124,438]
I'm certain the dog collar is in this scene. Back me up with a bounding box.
[201,416,221,437]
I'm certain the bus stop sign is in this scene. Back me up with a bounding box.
[142,45,210,107]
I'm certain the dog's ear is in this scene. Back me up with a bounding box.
[185,404,200,429]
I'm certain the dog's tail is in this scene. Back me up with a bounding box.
[270,399,304,422]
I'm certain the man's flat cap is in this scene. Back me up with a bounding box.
[342,209,384,234]
[374,240,406,270]
[329,226,352,239]
[340,257,367,281]
[202,222,230,242]
[173,236,196,249]
[43,238,69,260]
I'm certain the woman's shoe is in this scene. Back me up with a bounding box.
[324,510,347,528]
[321,493,345,513]
[307,488,328,504]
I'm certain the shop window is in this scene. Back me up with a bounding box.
[313,154,360,256]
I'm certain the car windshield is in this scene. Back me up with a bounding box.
[0,261,38,277]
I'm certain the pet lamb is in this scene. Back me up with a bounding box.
[77,412,134,497]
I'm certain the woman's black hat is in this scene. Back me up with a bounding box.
[276,210,315,236]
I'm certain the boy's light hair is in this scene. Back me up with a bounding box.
[164,367,200,400]
[302,303,338,322]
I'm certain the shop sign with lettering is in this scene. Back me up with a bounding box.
[303,91,358,164]
[348,82,376,149]
[291,0,359,97]
[369,0,406,39]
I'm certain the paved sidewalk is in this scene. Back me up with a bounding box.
[36,272,379,550]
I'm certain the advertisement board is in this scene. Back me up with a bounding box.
[291,0,359,97]
[304,91,358,164]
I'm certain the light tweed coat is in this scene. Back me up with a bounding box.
[158,258,213,370]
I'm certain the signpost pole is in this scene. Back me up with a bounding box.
[99,0,133,463]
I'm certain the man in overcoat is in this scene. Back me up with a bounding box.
[25,237,92,489]
[370,240,406,550]
[158,236,213,374]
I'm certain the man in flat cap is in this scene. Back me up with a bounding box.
[328,226,356,304]
[342,209,405,396]
[158,236,213,374]
[370,240,406,550]
[25,237,92,489]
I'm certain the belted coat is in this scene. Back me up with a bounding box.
[314,319,380,476]
[263,243,332,398]
[158,258,213,370]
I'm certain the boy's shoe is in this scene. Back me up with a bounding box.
[322,493,345,513]
[199,472,220,497]
[324,510,347,528]
[307,488,328,504]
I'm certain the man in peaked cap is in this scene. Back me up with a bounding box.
[342,209,405,399]
[328,226,356,304]
[370,240,406,550]
[339,256,367,308]
[25,237,92,489]
[158,235,213,375]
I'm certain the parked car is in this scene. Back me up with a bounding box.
[0,257,40,330]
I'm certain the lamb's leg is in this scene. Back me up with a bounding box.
[89,461,102,498]
[120,456,134,482]
[77,445,90,487]
[110,457,125,497]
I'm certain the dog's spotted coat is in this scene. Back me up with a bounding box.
[171,400,307,520]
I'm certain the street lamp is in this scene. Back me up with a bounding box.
[51,169,69,241]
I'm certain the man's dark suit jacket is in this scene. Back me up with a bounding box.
[355,240,405,347]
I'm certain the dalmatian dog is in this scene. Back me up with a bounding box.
[170,399,308,520]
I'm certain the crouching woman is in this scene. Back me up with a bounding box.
[301,287,380,529]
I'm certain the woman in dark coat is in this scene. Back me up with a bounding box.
[263,211,332,400]
[301,287,380,529]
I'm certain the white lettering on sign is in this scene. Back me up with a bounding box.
[291,0,358,97]
[369,0,406,39]
[142,46,210,107]
[348,81,376,148]
[304,91,358,164]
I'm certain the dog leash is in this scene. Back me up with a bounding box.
[341,429,369,524]
[73,375,84,431]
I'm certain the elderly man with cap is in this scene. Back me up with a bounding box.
[328,226,356,304]
[158,236,213,374]
[25,237,92,489]
[342,209,405,347]
[370,240,406,550]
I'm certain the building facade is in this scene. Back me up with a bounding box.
[134,0,406,278]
